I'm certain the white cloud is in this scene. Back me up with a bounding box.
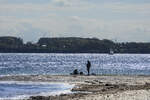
[70,16,81,21]
[52,0,72,7]
[0,0,150,42]
[102,2,150,15]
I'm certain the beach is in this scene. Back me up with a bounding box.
[1,75,150,100]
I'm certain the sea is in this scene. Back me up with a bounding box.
[0,81,74,99]
[1,53,150,99]
[0,53,150,76]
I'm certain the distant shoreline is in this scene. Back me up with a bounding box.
[1,36,150,53]
[1,52,150,54]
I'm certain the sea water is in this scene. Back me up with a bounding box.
[0,53,150,75]
[0,81,74,99]
[1,53,150,99]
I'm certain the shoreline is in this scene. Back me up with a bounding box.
[1,75,150,100]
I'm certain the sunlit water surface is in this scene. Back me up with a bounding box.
[0,81,73,99]
[1,53,150,98]
[0,53,150,75]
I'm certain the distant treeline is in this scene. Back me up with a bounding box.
[0,36,150,53]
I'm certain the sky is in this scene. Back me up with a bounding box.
[0,0,150,42]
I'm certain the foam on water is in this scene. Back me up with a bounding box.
[0,81,74,99]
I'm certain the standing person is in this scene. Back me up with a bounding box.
[86,60,91,75]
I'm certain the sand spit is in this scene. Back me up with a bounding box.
[1,75,150,100]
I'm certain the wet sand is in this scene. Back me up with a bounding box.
[1,75,150,100]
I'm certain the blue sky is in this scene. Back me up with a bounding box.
[0,0,150,42]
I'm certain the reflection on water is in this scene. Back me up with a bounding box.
[0,53,150,75]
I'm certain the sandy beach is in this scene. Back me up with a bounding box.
[1,75,150,100]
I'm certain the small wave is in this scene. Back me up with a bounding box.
[0,81,74,100]
[0,90,73,100]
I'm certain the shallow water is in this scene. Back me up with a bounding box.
[0,53,150,75]
[0,81,73,99]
